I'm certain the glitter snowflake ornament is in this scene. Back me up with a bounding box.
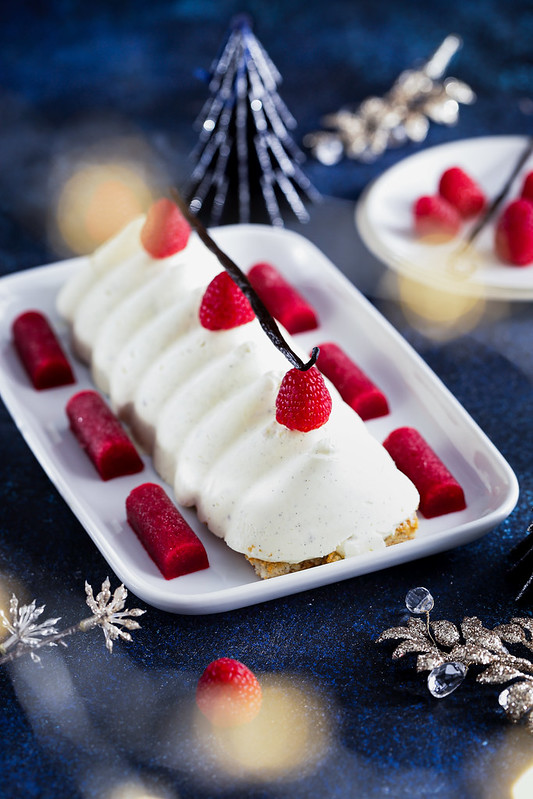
[186,14,320,227]
[83,578,145,653]
[0,578,145,665]
[0,595,61,664]
[305,34,475,164]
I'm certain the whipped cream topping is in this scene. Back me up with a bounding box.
[58,216,419,565]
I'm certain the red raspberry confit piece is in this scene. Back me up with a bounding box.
[248,261,319,334]
[66,390,144,480]
[520,170,533,203]
[126,483,208,579]
[12,311,75,390]
[382,427,466,518]
[196,657,262,727]
[315,342,389,420]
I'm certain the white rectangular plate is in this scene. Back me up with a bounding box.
[0,224,519,614]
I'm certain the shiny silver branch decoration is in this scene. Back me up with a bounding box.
[377,587,533,732]
[0,578,145,665]
[305,35,475,165]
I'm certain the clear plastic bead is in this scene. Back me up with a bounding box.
[405,587,434,614]
[427,662,466,698]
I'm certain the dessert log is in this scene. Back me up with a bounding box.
[57,196,420,578]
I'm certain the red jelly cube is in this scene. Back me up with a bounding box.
[126,483,209,579]
[66,390,144,480]
[383,427,466,518]
[248,262,319,334]
[315,342,389,420]
[12,310,75,390]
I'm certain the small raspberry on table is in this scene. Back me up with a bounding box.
[276,365,332,432]
[196,657,262,727]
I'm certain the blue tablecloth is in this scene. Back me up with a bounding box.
[1,2,532,797]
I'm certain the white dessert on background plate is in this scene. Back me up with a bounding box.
[58,205,420,578]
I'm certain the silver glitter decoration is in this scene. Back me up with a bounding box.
[187,15,320,226]
[305,34,475,164]
[377,588,533,731]
[498,682,533,723]
[0,578,145,665]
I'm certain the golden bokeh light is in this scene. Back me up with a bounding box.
[55,160,154,255]
[104,777,176,799]
[512,762,533,799]
[192,672,335,784]
[0,575,29,644]
[465,726,533,799]
[396,272,487,341]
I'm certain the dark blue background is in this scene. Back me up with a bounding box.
[1,2,533,797]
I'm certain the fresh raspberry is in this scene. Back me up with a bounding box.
[438,166,486,217]
[275,365,332,432]
[196,658,262,727]
[520,170,533,203]
[199,272,255,330]
[495,198,533,266]
[140,198,191,258]
[413,195,461,240]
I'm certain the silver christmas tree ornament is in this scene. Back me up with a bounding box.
[186,15,320,227]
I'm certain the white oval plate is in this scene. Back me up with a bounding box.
[0,225,519,613]
[356,135,533,300]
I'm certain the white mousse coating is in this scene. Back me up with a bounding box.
[58,215,419,565]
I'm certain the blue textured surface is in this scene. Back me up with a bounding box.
[1,1,533,797]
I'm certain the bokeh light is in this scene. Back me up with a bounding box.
[104,778,177,799]
[49,134,164,256]
[0,575,29,644]
[396,271,487,341]
[55,160,153,255]
[192,672,336,785]
[512,761,533,799]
